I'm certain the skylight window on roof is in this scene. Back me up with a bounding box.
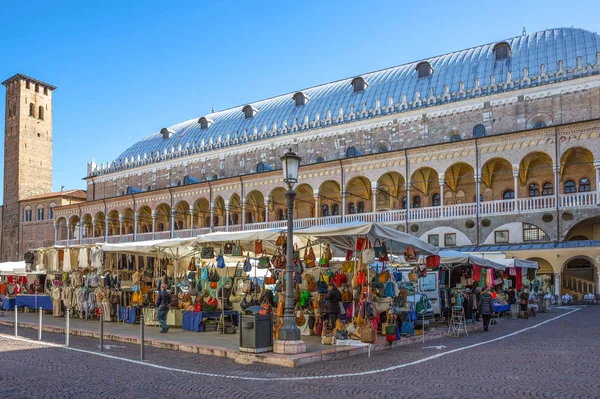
[198,117,213,130]
[242,105,258,119]
[493,42,511,61]
[416,62,433,78]
[293,92,309,107]
[351,77,368,93]
[161,128,173,140]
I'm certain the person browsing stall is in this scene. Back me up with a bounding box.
[478,288,493,332]
[324,283,342,329]
[155,284,171,333]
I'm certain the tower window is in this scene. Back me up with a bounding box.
[316,156,325,163]
[332,204,340,216]
[29,103,35,117]
[292,92,309,107]
[256,162,272,173]
[533,121,546,129]
[348,202,356,214]
[350,77,368,93]
[44,87,48,95]
[450,134,462,142]
[378,146,388,153]
[37,207,45,221]
[493,43,511,61]
[35,84,39,93]
[473,124,486,138]
[38,106,44,120]
[23,208,32,222]
[357,201,365,213]
[346,146,360,158]
[416,62,433,78]
[26,81,30,89]
[48,204,55,219]
[413,196,421,208]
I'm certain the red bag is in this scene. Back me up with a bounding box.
[404,245,417,262]
[426,255,440,268]
[195,302,202,312]
[345,250,353,261]
[333,270,347,287]
[355,238,364,251]
[357,271,366,285]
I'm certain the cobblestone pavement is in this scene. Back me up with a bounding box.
[0,306,598,399]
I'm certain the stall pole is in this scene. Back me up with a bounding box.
[65,309,70,347]
[14,305,17,337]
[38,307,43,341]
[140,314,145,361]
[99,309,104,352]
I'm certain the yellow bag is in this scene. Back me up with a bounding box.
[379,266,390,284]
[342,261,354,273]
[132,291,143,304]
[351,274,358,289]
[321,273,330,284]
[356,311,365,327]
[336,318,345,331]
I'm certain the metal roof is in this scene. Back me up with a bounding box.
[113,27,600,164]
[457,240,600,252]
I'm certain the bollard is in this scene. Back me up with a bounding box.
[14,305,17,337]
[140,314,145,361]
[65,309,70,347]
[99,309,104,352]
[38,307,43,341]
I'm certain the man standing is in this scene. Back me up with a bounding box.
[478,288,493,332]
[155,284,171,333]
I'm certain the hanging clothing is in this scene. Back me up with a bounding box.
[90,247,103,269]
[63,249,72,273]
[515,268,523,291]
[51,286,62,317]
[37,251,46,271]
[78,247,89,269]
[472,265,482,282]
[48,251,59,272]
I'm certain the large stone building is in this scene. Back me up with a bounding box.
[54,27,600,297]
[1,74,86,262]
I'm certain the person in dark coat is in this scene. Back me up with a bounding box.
[324,283,342,329]
[478,288,493,332]
[155,284,171,333]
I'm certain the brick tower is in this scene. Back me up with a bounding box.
[1,74,56,261]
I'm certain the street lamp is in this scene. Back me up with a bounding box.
[275,149,305,352]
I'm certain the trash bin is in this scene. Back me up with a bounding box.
[239,310,273,353]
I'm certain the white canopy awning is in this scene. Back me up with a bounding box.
[0,261,27,275]
[102,238,198,259]
[437,250,506,270]
[493,258,539,269]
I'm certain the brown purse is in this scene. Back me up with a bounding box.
[360,319,376,343]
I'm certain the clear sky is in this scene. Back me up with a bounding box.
[1,0,599,200]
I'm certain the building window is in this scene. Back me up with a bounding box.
[38,106,44,120]
[316,156,325,163]
[36,208,44,221]
[48,204,55,219]
[242,105,258,119]
[533,121,546,129]
[494,230,509,244]
[523,222,550,242]
[348,202,356,214]
[416,62,433,78]
[350,77,368,93]
[444,233,457,247]
[450,134,462,142]
[564,180,576,194]
[293,92,309,107]
[26,81,30,89]
[412,196,421,208]
[579,178,591,192]
[35,84,40,93]
[528,183,540,197]
[198,117,213,130]
[378,146,388,153]
[246,212,254,224]
[432,193,440,206]
[29,103,35,117]
[44,87,48,95]
[321,205,330,217]
[213,216,219,227]
[493,43,511,61]
[332,204,340,216]
[256,162,271,173]
[357,201,365,213]
[542,182,553,196]
[277,209,285,221]
[402,196,407,209]
[428,234,439,246]
[473,124,486,138]
[346,146,360,158]
[232,213,239,225]
[23,208,32,222]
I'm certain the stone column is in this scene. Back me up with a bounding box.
[67,221,71,241]
[554,273,561,305]
[151,211,157,239]
[264,199,270,224]
[133,213,138,240]
[104,220,109,242]
[341,190,347,222]
[210,203,215,229]
[438,175,445,218]
[225,202,230,232]
[405,183,411,222]
[54,224,59,243]
[241,200,246,230]
[314,194,319,221]
[512,169,519,211]
[189,211,195,233]
[553,163,560,208]
[92,219,97,238]
[475,171,481,215]
[119,214,124,241]
[594,161,600,205]
[371,182,378,216]
[170,209,176,238]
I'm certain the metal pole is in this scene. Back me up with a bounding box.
[140,314,145,360]
[277,188,300,340]
[38,307,43,341]
[65,309,70,347]
[14,305,18,337]
[99,309,104,352]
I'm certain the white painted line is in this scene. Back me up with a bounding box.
[0,308,580,381]
[422,345,446,350]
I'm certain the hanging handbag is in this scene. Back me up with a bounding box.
[360,319,376,343]
[314,315,323,336]
[324,244,332,261]
[295,304,306,326]
[379,264,390,284]
[351,273,358,289]
[401,320,415,336]
[276,293,284,317]
[304,240,316,268]
[355,237,365,251]
[426,255,440,268]
[404,245,417,262]
[253,277,261,294]
[341,287,353,302]
[362,247,375,265]
[243,255,252,273]
[357,270,367,286]
[385,281,395,297]
[201,246,215,259]
[208,269,220,283]
[408,272,418,282]
[317,275,328,294]
[342,261,354,273]
[232,242,243,257]
[223,241,234,255]
[258,254,271,269]
[307,276,317,293]
[242,279,253,294]
[300,290,311,307]
[201,267,209,281]
[373,239,384,259]
[392,269,403,282]
[333,269,347,287]
[254,240,263,255]
[264,269,276,285]
[272,249,286,270]
[216,251,226,268]
[187,258,197,272]
[275,234,286,248]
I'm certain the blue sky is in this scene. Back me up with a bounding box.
[1,0,599,199]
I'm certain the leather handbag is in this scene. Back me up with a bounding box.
[304,240,316,268]
[254,240,263,255]
[242,279,253,294]
[272,249,286,270]
[404,245,417,262]
[307,276,317,293]
[333,269,347,287]
[379,264,390,284]
[426,255,440,268]
[201,246,215,259]
[360,319,376,343]
[216,251,226,268]
[295,304,305,326]
[355,237,364,251]
[232,242,243,257]
[243,255,252,273]
[342,261,354,273]
[223,241,234,255]
[341,287,353,302]
[275,234,286,247]
[258,254,271,269]
[264,269,276,285]
[317,275,328,294]
[324,244,332,261]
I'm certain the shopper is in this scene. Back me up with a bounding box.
[508,287,518,319]
[324,282,342,329]
[156,283,171,333]
[479,288,493,332]
[519,289,529,319]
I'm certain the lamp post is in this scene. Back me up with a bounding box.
[275,149,305,351]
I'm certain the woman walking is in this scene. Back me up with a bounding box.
[478,288,493,332]
[324,283,342,329]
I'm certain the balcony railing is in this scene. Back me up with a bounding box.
[54,191,598,245]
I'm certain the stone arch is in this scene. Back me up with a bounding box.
[81,213,93,238]
[228,193,242,225]
[295,183,315,219]
[419,227,472,248]
[107,210,120,236]
[137,206,152,233]
[318,180,341,216]
[559,146,596,192]
[346,176,371,214]
[213,196,226,227]
[526,113,553,129]
[564,216,600,241]
[245,191,265,224]
[518,151,553,187]
[173,201,190,230]
[122,208,135,235]
[561,255,598,296]
[377,171,405,210]
[55,217,68,240]
[193,198,211,228]
[444,162,475,203]
[268,187,287,221]
[372,139,391,154]
[480,157,513,200]
[94,212,106,236]
[154,203,171,232]
[411,166,439,207]
[68,215,81,240]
